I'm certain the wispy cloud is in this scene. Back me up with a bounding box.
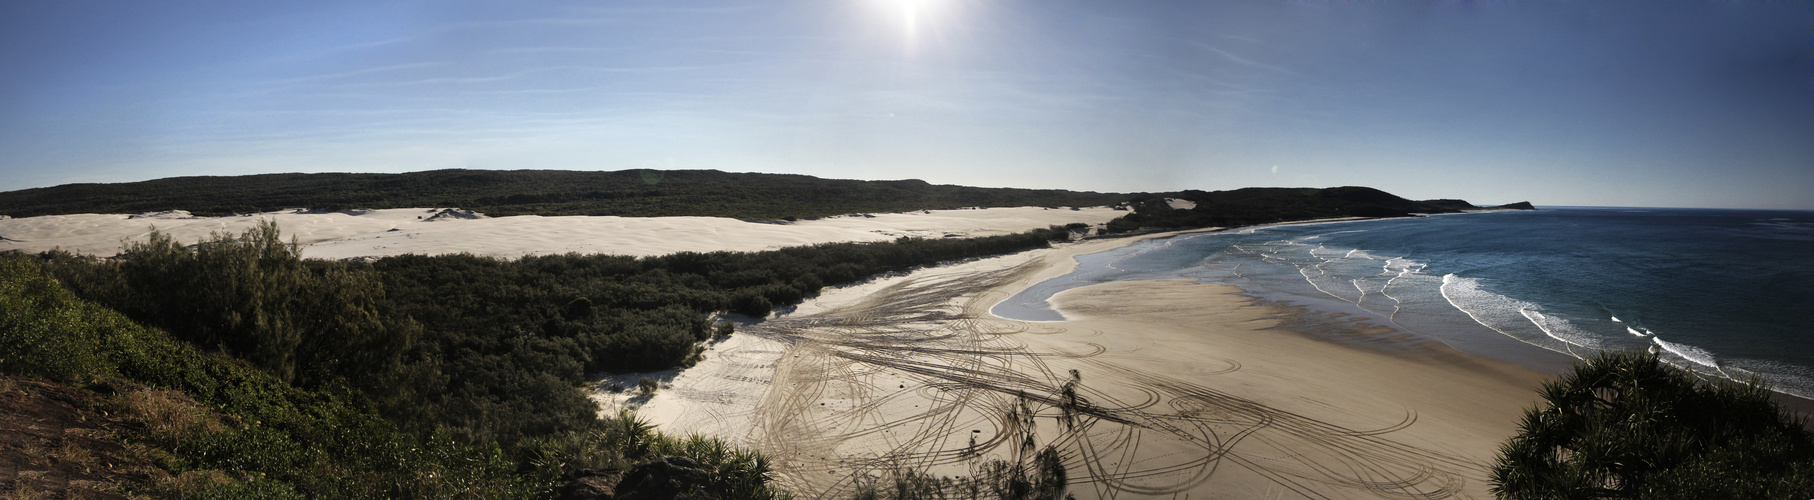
[263,62,447,86]
[1191,42,1297,76]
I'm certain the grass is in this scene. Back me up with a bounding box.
[153,470,235,498]
[114,389,221,448]
[56,440,94,471]
[8,482,41,500]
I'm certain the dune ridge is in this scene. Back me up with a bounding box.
[0,206,1123,260]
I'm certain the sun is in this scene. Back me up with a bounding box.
[874,0,952,54]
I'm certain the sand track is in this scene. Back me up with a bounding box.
[631,243,1538,499]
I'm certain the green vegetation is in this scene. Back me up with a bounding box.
[0,253,529,497]
[1490,351,1814,498]
[0,169,1534,238]
[851,394,1070,500]
[0,172,1564,497]
[8,216,1084,497]
[2,243,792,498]
[0,169,1126,219]
[1103,186,1506,233]
[35,221,1076,449]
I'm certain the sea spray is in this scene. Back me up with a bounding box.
[1519,309,1601,349]
[1652,336,1726,376]
[1651,336,1718,368]
[1724,358,1814,400]
[1439,274,1580,357]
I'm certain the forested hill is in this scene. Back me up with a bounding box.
[0,169,1130,219]
[1105,186,1533,233]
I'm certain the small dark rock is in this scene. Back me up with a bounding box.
[557,468,625,500]
[614,456,715,500]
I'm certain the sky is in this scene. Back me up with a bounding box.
[2,1,1811,209]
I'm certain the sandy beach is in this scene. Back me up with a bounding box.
[618,230,1552,499]
[4,205,1559,497]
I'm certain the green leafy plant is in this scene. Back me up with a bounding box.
[1490,350,1814,498]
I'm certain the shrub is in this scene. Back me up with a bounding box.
[0,252,532,498]
[732,291,774,318]
[1490,350,1814,498]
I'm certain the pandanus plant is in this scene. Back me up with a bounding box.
[1490,350,1814,499]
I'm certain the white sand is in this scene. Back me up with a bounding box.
[626,231,1548,499]
[0,206,1122,260]
[4,203,1550,497]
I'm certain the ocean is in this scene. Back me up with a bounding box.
[994,207,1814,398]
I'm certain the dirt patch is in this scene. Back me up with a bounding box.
[0,376,208,499]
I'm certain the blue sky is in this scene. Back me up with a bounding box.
[2,1,1811,209]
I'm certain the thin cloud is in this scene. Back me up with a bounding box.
[1191,43,1297,76]
[262,62,447,86]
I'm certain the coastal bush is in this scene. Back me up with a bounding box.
[20,220,1079,496]
[847,450,1069,500]
[0,169,1127,219]
[4,251,792,499]
[0,252,533,497]
[851,392,1071,500]
[523,410,786,500]
[1489,350,1814,498]
[34,221,415,392]
[1101,187,1474,233]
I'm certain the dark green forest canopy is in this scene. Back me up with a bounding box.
[0,169,1130,219]
[0,169,1526,229]
[1103,186,1532,233]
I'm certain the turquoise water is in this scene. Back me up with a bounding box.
[994,208,1814,397]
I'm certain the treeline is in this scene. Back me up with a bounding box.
[29,221,1078,456]
[1102,186,1515,233]
[0,169,1127,219]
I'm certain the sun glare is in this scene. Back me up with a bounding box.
[875,0,951,56]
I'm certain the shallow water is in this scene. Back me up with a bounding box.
[995,208,1814,398]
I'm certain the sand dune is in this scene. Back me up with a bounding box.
[624,231,1547,499]
[0,206,1122,259]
